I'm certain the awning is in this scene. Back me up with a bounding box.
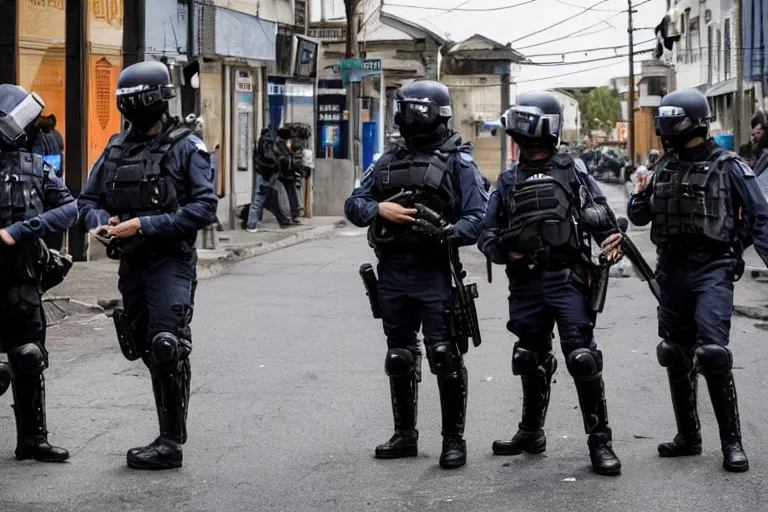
[705,78,754,98]
[214,7,276,61]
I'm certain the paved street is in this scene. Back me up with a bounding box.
[3,191,768,511]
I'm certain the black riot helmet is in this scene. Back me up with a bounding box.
[501,91,562,150]
[394,80,453,148]
[0,84,45,149]
[116,61,176,132]
[655,89,710,148]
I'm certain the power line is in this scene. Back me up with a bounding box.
[511,0,611,44]
[524,48,654,66]
[517,58,647,83]
[525,38,656,57]
[384,0,537,12]
[554,0,624,11]
[424,0,470,19]
[516,13,622,50]
[444,58,649,87]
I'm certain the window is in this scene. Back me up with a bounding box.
[689,17,699,63]
[716,29,722,82]
[724,20,731,79]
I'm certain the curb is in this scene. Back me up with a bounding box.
[45,222,343,318]
[196,223,339,280]
[733,305,768,320]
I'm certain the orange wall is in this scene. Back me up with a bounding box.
[87,0,124,173]
[17,0,67,152]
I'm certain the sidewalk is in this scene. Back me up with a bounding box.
[42,216,345,322]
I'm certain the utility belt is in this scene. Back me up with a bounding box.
[660,244,745,281]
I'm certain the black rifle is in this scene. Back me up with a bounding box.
[384,190,482,353]
[616,216,661,302]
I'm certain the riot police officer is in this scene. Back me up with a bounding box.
[345,80,487,469]
[628,89,768,473]
[478,91,623,476]
[0,84,78,462]
[78,61,218,470]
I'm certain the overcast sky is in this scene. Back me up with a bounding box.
[378,0,666,93]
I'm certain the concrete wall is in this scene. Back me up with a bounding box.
[312,158,354,216]
[213,0,294,24]
[443,74,504,144]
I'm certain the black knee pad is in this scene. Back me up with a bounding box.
[150,332,191,370]
[565,348,603,381]
[426,342,462,376]
[694,344,733,376]
[511,342,557,377]
[7,343,46,375]
[656,340,689,368]
[384,348,419,377]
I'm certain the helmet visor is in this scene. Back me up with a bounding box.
[502,105,561,138]
[0,92,45,144]
[116,85,175,113]
[655,105,696,136]
[396,99,451,126]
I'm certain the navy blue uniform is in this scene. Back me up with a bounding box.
[478,155,621,474]
[479,161,612,357]
[0,150,78,463]
[346,145,487,352]
[1,164,77,347]
[345,134,487,466]
[628,142,767,471]
[79,128,217,346]
[628,156,768,348]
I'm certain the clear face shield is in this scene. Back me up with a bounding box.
[395,98,452,127]
[116,84,176,115]
[502,105,561,139]
[0,92,45,145]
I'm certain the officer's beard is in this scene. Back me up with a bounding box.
[401,123,448,151]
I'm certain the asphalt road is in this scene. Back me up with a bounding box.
[2,191,768,511]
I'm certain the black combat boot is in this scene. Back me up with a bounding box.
[437,366,468,469]
[658,366,702,457]
[493,353,556,456]
[574,376,621,476]
[704,369,749,472]
[0,362,11,397]
[12,373,69,462]
[375,368,419,459]
[127,359,190,470]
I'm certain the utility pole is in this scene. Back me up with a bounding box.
[628,0,636,164]
[734,0,743,146]
[187,0,199,116]
[500,67,510,173]
[345,1,362,182]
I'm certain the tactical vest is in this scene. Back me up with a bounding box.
[102,125,191,217]
[0,150,46,228]
[368,145,459,249]
[502,156,582,260]
[650,149,736,249]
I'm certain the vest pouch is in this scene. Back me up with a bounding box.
[540,218,572,248]
[106,163,151,211]
[152,174,179,212]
